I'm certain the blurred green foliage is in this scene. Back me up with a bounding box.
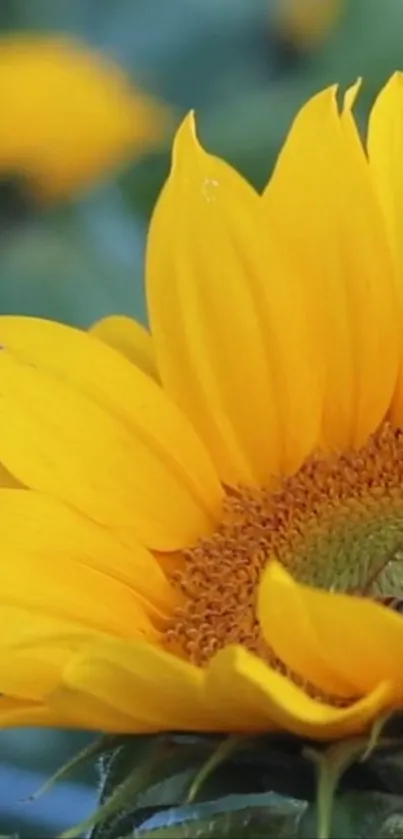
[1,0,403,835]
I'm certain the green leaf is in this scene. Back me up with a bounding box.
[61,736,179,839]
[96,737,160,809]
[27,735,119,803]
[134,789,403,839]
[134,791,307,838]
[371,749,403,795]
[88,735,316,839]
[89,736,213,839]
[378,812,403,838]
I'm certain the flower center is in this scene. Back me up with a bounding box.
[164,422,403,678]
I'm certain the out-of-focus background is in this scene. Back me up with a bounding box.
[0,0,402,834]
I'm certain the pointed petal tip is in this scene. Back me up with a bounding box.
[387,71,403,88]
[308,83,339,107]
[171,110,204,172]
[373,72,403,107]
[344,77,362,112]
[177,110,198,141]
[258,558,290,597]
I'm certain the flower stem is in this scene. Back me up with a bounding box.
[186,734,244,803]
[315,752,338,839]
[304,739,369,839]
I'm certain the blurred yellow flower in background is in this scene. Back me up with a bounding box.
[272,0,345,49]
[0,36,169,200]
[1,74,403,740]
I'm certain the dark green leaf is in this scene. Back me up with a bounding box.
[371,750,403,796]
[134,792,307,838]
[90,736,211,839]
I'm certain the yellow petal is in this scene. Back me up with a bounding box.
[47,687,147,732]
[62,638,218,732]
[0,461,22,487]
[206,645,392,739]
[0,607,140,731]
[368,74,403,276]
[0,490,160,640]
[0,606,100,700]
[0,490,176,622]
[260,561,403,699]
[368,73,403,425]
[0,316,223,551]
[264,86,399,451]
[258,561,357,698]
[91,315,159,381]
[0,697,65,729]
[147,113,322,485]
[0,35,169,199]
[0,693,136,732]
[0,653,64,701]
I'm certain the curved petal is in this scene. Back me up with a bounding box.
[264,86,399,451]
[0,316,223,551]
[0,491,162,640]
[206,645,392,739]
[368,73,403,425]
[0,605,103,700]
[0,608,393,737]
[47,688,149,732]
[0,693,138,732]
[0,606,153,731]
[90,315,159,382]
[62,638,218,732]
[0,490,176,622]
[147,113,322,486]
[259,561,403,699]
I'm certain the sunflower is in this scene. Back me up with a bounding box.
[0,75,402,742]
[0,35,168,201]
